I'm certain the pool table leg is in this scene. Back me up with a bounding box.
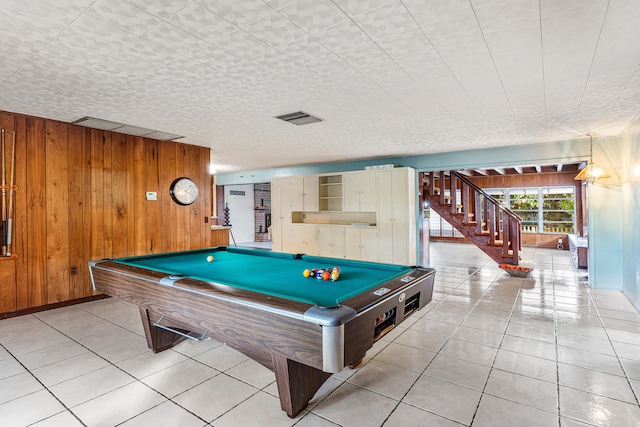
[139,307,186,353]
[272,352,332,418]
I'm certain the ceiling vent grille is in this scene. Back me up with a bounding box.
[275,111,322,125]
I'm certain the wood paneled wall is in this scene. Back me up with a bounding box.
[0,111,211,314]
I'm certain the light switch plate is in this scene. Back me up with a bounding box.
[146,191,157,200]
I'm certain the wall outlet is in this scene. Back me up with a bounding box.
[146,191,157,200]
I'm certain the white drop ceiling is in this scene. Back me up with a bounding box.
[1,0,639,172]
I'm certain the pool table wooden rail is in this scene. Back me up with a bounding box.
[90,262,325,366]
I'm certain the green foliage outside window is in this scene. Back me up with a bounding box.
[486,187,575,234]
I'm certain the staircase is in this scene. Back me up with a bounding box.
[422,171,533,275]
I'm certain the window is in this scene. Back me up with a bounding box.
[485,187,575,234]
[542,187,575,233]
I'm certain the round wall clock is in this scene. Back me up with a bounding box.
[169,177,198,206]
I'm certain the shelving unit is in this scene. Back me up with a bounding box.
[319,175,342,211]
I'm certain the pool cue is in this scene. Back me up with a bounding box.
[1,129,6,256]
[6,131,16,255]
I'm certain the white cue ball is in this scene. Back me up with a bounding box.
[206,255,214,262]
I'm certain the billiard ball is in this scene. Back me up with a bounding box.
[206,255,214,262]
[322,271,330,280]
[331,269,340,281]
[303,269,311,277]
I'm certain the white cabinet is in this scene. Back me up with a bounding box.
[290,176,319,212]
[345,227,379,262]
[317,226,345,258]
[343,172,377,212]
[289,224,317,255]
[271,178,291,252]
[273,168,416,264]
[272,176,319,252]
[377,168,416,265]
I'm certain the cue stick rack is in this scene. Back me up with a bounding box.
[0,128,18,260]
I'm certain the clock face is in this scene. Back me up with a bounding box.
[170,177,198,206]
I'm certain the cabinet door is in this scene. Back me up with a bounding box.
[318,226,344,258]
[359,228,379,262]
[290,225,317,255]
[390,169,409,264]
[377,171,394,264]
[343,171,376,212]
[303,176,319,211]
[271,179,289,252]
[377,168,416,265]
[344,227,361,260]
[345,227,379,262]
[290,176,304,212]
[291,176,319,211]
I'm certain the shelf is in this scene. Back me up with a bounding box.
[0,254,19,261]
[320,183,342,186]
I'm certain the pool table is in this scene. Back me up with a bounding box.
[89,247,435,417]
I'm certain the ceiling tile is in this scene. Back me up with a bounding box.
[418,5,482,45]
[0,0,82,54]
[338,41,390,69]
[331,0,395,17]
[277,35,333,65]
[472,0,540,32]
[211,29,272,60]
[353,1,419,42]
[142,22,211,58]
[169,2,239,43]
[278,0,348,34]
[244,10,307,49]
[312,19,371,55]
[197,0,274,27]
[87,0,163,36]
[403,0,470,26]
[376,27,432,59]
[123,0,192,20]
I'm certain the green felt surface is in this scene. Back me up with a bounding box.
[116,247,412,307]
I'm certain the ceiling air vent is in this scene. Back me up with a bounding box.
[275,111,322,125]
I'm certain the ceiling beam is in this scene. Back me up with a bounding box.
[457,170,472,177]
[557,163,563,172]
[514,166,523,174]
[494,168,506,175]
[535,165,542,173]
[474,169,488,176]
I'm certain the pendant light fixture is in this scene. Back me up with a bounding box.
[575,134,610,183]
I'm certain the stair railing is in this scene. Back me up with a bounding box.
[426,171,522,265]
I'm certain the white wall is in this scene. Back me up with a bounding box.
[621,121,640,310]
[224,184,254,244]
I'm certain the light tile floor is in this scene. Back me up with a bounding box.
[1,242,640,426]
